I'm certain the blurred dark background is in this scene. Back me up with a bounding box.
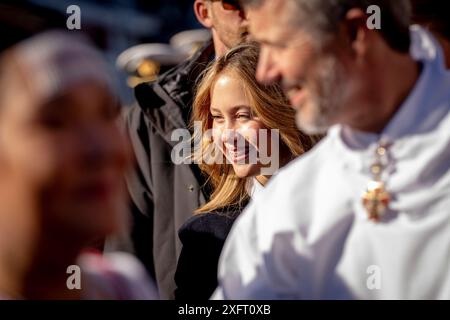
[0,0,205,104]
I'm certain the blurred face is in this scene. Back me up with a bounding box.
[208,0,250,49]
[0,77,129,242]
[247,0,357,134]
[210,71,270,178]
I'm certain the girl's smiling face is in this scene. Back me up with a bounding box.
[210,70,271,178]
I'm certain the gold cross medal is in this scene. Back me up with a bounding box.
[362,180,391,222]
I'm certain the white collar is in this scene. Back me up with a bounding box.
[247,178,265,199]
[332,25,450,156]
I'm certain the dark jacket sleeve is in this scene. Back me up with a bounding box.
[174,213,237,300]
[105,103,156,281]
[124,103,158,280]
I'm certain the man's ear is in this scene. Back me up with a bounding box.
[342,8,371,58]
[194,0,213,29]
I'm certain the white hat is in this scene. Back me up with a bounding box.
[170,29,211,57]
[14,30,116,102]
[116,43,187,75]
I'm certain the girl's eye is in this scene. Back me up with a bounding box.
[212,115,224,122]
[237,114,251,120]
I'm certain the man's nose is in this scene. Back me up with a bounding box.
[256,48,280,85]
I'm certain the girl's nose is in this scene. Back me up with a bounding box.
[221,127,237,145]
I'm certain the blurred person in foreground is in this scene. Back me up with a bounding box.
[411,0,450,69]
[115,0,249,299]
[0,30,157,299]
[213,0,450,299]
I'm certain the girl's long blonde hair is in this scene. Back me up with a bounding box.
[192,42,318,214]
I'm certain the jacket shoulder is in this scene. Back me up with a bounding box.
[134,81,168,111]
[134,40,214,111]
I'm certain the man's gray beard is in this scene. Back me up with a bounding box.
[296,55,349,135]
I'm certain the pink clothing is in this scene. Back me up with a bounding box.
[78,251,159,300]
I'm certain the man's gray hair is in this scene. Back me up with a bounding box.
[240,0,412,53]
